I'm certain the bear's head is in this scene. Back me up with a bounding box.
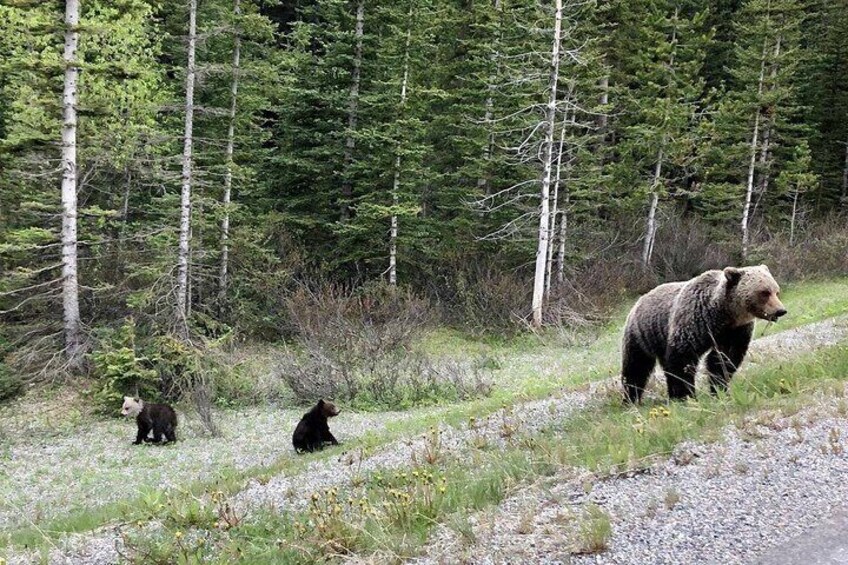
[121,396,144,417]
[318,399,340,418]
[724,265,787,324]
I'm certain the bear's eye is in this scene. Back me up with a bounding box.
[760,290,771,298]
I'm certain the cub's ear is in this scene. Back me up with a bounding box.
[723,267,743,286]
[317,399,325,406]
[760,264,771,272]
[133,397,140,403]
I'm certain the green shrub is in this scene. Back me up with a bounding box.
[0,363,23,403]
[90,318,158,414]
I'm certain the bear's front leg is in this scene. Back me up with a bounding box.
[134,421,151,445]
[322,429,339,446]
[706,324,754,394]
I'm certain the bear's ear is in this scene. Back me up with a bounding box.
[317,399,325,406]
[760,264,771,272]
[723,267,743,287]
[133,397,140,403]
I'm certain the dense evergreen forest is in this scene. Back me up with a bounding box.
[1,0,847,393]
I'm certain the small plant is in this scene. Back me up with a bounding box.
[827,427,843,455]
[573,503,612,555]
[663,488,681,510]
[296,488,360,554]
[210,490,242,530]
[516,507,536,534]
[449,514,477,545]
[413,426,444,466]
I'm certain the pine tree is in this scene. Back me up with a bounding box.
[611,1,709,268]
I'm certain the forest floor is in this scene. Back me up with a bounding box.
[1,279,848,564]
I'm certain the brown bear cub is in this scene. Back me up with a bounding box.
[121,396,178,445]
[292,399,340,453]
[622,265,787,402]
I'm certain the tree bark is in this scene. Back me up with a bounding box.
[341,0,364,221]
[742,43,768,263]
[389,15,412,287]
[597,74,608,131]
[531,0,562,329]
[753,36,781,216]
[219,0,241,311]
[789,185,799,246]
[546,100,570,294]
[842,140,848,204]
[640,12,677,270]
[61,0,83,365]
[176,0,198,331]
[641,145,663,268]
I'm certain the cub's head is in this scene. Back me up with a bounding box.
[723,265,787,324]
[317,399,340,418]
[121,396,144,417]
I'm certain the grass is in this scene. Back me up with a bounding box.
[2,277,847,557]
[111,342,848,564]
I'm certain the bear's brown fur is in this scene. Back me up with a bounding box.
[121,396,178,445]
[622,265,786,402]
[292,399,340,453]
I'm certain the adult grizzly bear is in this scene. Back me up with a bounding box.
[622,265,786,402]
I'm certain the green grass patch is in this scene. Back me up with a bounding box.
[116,343,848,564]
[3,277,846,556]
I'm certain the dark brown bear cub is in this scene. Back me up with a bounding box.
[292,399,340,453]
[122,396,178,445]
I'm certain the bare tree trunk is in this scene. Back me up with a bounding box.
[789,185,799,247]
[556,205,567,284]
[388,17,412,287]
[477,0,502,196]
[842,141,848,204]
[742,44,768,263]
[219,0,241,311]
[641,145,664,268]
[176,0,198,331]
[61,0,83,366]
[531,0,562,329]
[597,74,608,131]
[341,0,364,221]
[546,101,570,295]
[753,36,781,217]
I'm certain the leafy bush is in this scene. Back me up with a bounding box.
[279,282,492,409]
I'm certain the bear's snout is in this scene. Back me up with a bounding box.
[772,308,787,320]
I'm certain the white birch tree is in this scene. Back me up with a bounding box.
[219,0,241,310]
[61,0,83,365]
[531,0,562,328]
[176,0,198,331]
[388,12,412,287]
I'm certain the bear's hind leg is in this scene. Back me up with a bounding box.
[663,349,699,400]
[622,339,655,403]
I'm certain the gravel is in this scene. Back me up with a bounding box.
[4,316,846,564]
[0,406,420,532]
[411,392,848,565]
